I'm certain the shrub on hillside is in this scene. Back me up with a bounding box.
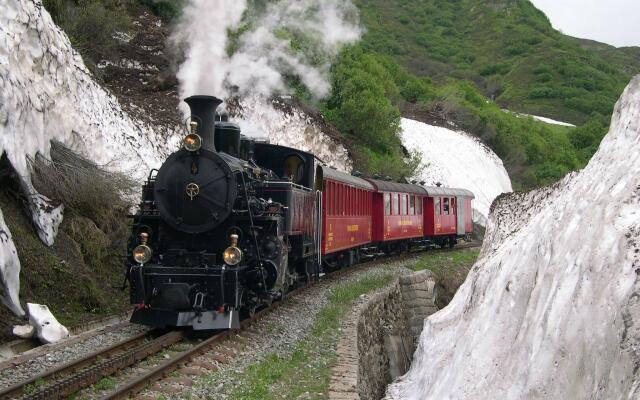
[43,0,133,70]
[140,0,184,20]
[29,141,135,234]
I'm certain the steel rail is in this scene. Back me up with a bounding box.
[0,330,152,400]
[15,330,184,400]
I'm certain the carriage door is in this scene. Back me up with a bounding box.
[456,196,465,235]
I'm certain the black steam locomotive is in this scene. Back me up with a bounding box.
[127,96,321,330]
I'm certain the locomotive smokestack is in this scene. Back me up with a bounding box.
[184,95,223,152]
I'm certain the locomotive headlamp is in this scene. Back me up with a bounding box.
[183,133,202,152]
[133,232,152,264]
[223,247,242,266]
[133,245,153,265]
[223,233,242,266]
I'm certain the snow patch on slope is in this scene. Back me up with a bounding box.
[529,114,576,127]
[0,0,181,315]
[401,119,512,224]
[386,76,640,399]
[504,109,576,127]
[235,96,351,172]
[0,210,24,316]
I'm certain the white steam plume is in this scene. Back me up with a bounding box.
[171,0,247,102]
[172,0,362,105]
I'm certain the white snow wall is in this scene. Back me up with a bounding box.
[0,0,352,316]
[0,0,183,316]
[386,77,640,399]
[401,119,512,225]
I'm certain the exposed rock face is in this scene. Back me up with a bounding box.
[386,76,640,399]
[27,303,69,344]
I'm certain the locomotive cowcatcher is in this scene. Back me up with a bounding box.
[126,96,322,330]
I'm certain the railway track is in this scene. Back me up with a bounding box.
[0,243,480,400]
[0,287,303,400]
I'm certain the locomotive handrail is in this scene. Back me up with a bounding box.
[261,181,313,191]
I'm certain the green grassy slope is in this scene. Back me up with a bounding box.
[354,0,639,125]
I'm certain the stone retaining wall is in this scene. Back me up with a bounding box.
[328,270,437,400]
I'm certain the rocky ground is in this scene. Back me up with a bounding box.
[97,10,182,130]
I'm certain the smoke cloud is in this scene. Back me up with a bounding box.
[171,0,362,105]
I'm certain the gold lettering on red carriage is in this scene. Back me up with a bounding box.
[186,183,200,200]
[347,224,359,232]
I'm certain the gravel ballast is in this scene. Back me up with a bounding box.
[154,258,417,399]
[0,323,147,389]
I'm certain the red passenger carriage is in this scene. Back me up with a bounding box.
[365,179,426,252]
[319,166,374,266]
[422,186,474,247]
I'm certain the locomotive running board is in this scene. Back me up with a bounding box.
[131,308,240,330]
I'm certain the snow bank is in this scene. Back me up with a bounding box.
[235,96,352,172]
[400,119,512,224]
[27,303,69,344]
[0,0,182,211]
[386,77,640,399]
[0,0,181,315]
[529,114,576,127]
[504,110,576,127]
[12,324,35,339]
[0,210,24,316]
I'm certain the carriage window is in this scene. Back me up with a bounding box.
[409,196,415,215]
[435,198,441,215]
[392,194,398,215]
[352,188,356,215]
[338,185,342,216]
[333,183,340,215]
[353,189,356,215]
[384,194,390,215]
[327,182,332,215]
[350,188,354,215]
[401,194,407,215]
[354,189,358,216]
[416,197,422,214]
[451,197,456,215]
[342,186,346,216]
[443,198,450,215]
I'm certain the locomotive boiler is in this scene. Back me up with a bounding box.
[126,96,321,330]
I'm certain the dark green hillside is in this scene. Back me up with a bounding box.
[572,38,640,76]
[354,0,636,125]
